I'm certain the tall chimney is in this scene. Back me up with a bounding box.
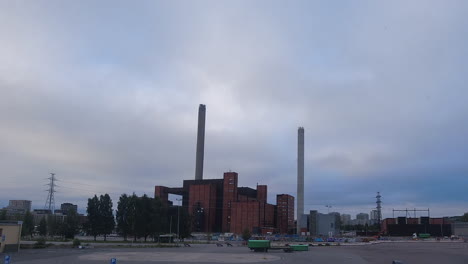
[195,104,206,180]
[297,127,304,234]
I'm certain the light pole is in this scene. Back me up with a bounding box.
[176,198,182,241]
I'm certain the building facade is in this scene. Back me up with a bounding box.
[3,200,31,216]
[309,210,340,237]
[0,221,22,253]
[341,214,351,225]
[155,172,294,234]
[381,217,452,236]
[276,194,295,234]
[60,203,78,215]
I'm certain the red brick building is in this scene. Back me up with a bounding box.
[154,171,294,234]
[276,194,295,234]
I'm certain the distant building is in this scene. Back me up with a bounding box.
[3,200,31,216]
[309,210,340,237]
[382,217,452,236]
[370,210,379,225]
[355,213,369,225]
[452,222,468,237]
[341,214,351,225]
[60,203,78,215]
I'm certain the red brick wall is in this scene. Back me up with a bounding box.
[154,186,168,205]
[188,184,217,232]
[257,185,267,203]
[276,194,294,234]
[222,172,238,232]
[230,201,260,234]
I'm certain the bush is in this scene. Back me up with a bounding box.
[73,238,81,247]
[325,243,331,246]
[34,237,47,248]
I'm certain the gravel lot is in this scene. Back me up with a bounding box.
[1,241,467,264]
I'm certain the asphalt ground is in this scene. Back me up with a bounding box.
[2,242,467,264]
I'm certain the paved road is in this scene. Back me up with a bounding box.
[2,242,467,264]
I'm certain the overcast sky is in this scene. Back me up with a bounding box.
[1,0,467,218]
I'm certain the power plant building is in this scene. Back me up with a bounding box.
[155,172,295,234]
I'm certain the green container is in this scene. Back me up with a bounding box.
[290,244,309,251]
[248,240,271,249]
[418,233,430,238]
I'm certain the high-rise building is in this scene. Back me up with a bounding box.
[277,194,295,234]
[341,214,351,225]
[356,213,370,225]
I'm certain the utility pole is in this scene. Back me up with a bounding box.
[177,198,182,240]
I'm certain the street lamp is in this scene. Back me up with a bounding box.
[176,198,182,241]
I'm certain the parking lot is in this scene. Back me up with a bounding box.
[2,241,467,264]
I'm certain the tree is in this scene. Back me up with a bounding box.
[38,217,47,237]
[135,194,153,242]
[461,212,468,222]
[116,194,131,241]
[21,211,35,238]
[87,195,100,241]
[0,209,7,220]
[177,206,191,239]
[99,194,115,241]
[242,228,251,241]
[60,209,80,239]
[47,214,60,237]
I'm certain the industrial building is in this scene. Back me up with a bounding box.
[156,104,295,234]
[381,217,452,236]
[155,172,295,234]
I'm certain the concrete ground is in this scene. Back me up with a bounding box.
[2,242,467,264]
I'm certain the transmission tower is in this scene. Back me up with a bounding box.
[44,173,57,213]
[376,192,382,223]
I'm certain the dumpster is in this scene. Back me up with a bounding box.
[248,240,271,252]
[290,244,309,251]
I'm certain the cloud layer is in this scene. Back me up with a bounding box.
[1,0,467,217]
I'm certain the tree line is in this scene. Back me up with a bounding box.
[86,193,191,241]
[4,209,81,239]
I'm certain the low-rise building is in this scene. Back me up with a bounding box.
[0,221,22,253]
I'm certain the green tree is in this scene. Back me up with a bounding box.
[99,194,115,241]
[21,211,35,238]
[135,194,153,241]
[116,194,131,241]
[461,212,468,222]
[242,228,251,241]
[38,217,48,237]
[178,207,192,239]
[60,209,80,239]
[87,195,100,241]
[47,214,59,236]
[0,209,7,220]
